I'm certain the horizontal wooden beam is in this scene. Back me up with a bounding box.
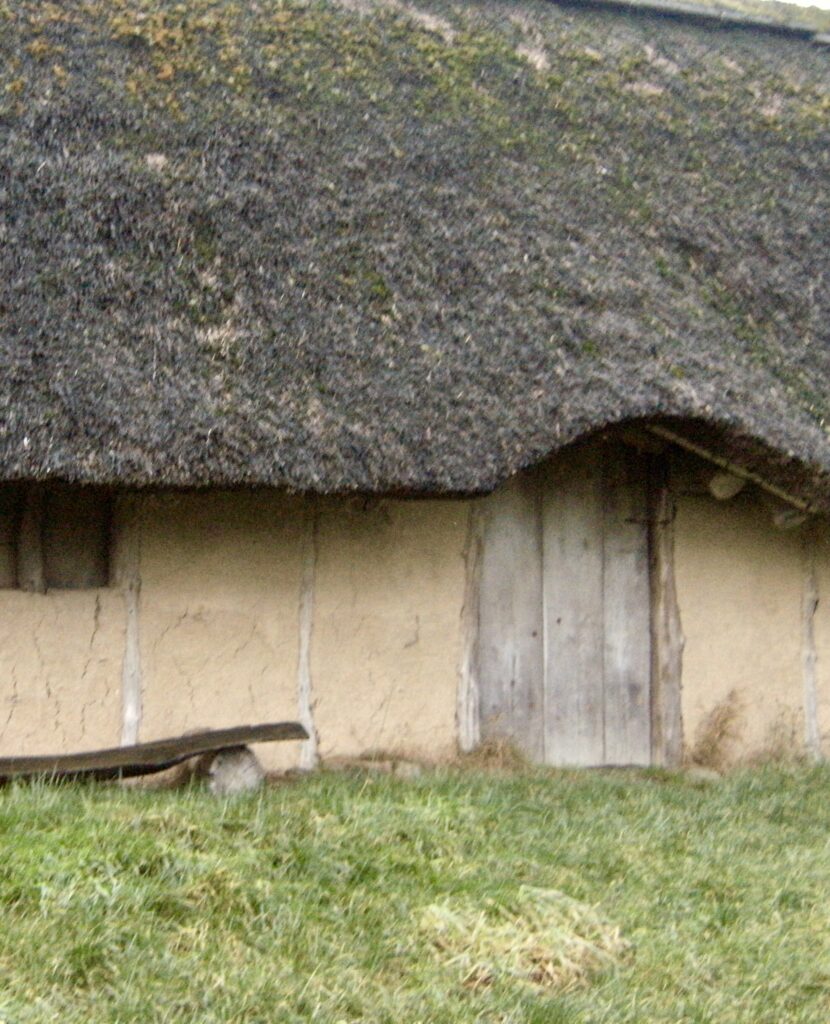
[0,722,308,781]
[645,425,813,513]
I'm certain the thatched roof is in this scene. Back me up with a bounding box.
[1,0,828,503]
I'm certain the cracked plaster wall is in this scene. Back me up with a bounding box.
[138,492,469,766]
[675,492,830,764]
[137,491,307,773]
[311,498,469,761]
[4,478,826,771]
[0,590,125,755]
[0,490,470,767]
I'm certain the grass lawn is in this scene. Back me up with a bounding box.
[1,763,829,1023]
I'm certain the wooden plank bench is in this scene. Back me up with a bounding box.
[0,722,308,782]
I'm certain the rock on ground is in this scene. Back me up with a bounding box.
[198,745,265,796]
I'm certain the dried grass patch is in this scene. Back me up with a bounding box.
[689,689,744,771]
[420,885,629,992]
[454,738,529,773]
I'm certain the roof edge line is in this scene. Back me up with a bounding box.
[549,0,822,40]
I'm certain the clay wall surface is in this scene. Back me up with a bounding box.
[0,491,470,769]
[0,590,125,755]
[311,499,468,762]
[675,492,830,765]
[135,492,307,773]
[1,478,828,771]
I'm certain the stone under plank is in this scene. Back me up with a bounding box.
[0,722,307,782]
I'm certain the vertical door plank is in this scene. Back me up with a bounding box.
[603,447,652,765]
[477,474,544,761]
[649,460,684,767]
[542,445,605,766]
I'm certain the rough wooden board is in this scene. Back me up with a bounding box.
[0,722,308,780]
[648,463,684,767]
[602,448,652,766]
[542,446,606,766]
[477,473,544,761]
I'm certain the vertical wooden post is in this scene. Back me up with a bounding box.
[112,494,143,747]
[297,503,319,771]
[648,459,684,768]
[458,504,484,753]
[801,521,822,762]
[17,485,46,593]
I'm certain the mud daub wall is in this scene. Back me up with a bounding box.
[675,491,830,766]
[0,491,469,770]
[0,478,828,769]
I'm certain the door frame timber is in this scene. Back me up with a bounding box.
[647,455,684,767]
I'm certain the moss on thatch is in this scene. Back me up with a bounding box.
[0,0,828,500]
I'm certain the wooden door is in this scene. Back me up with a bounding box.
[476,441,653,766]
[542,444,652,766]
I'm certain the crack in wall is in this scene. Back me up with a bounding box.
[363,676,397,746]
[151,610,190,654]
[31,617,50,701]
[31,611,66,746]
[649,473,685,768]
[2,595,118,749]
[231,621,259,663]
[80,594,102,685]
[1,668,20,737]
[403,615,420,649]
